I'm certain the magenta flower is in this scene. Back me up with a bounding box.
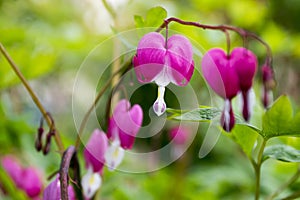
[82,129,108,198]
[201,47,257,131]
[169,126,190,145]
[20,167,43,198]
[232,47,257,121]
[43,175,75,200]
[107,99,143,150]
[83,129,108,174]
[1,156,23,187]
[133,32,194,116]
[1,155,43,198]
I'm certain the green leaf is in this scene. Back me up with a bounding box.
[134,15,144,28]
[263,144,300,162]
[262,95,293,139]
[230,124,258,157]
[145,7,167,27]
[166,107,221,122]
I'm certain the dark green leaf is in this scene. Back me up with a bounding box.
[263,144,300,162]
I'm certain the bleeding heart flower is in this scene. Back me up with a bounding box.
[107,99,143,150]
[133,32,194,116]
[201,48,240,132]
[83,129,108,174]
[202,47,258,131]
[231,47,257,121]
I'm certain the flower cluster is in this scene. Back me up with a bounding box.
[201,47,258,131]
[1,155,43,199]
[80,99,143,199]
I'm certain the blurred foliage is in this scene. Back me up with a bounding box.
[1,0,300,199]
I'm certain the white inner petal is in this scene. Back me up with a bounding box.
[105,139,125,171]
[81,166,102,199]
[153,86,166,116]
[224,99,231,131]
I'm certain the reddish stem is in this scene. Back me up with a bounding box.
[156,17,273,67]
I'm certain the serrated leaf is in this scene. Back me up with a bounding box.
[263,144,300,162]
[230,124,258,157]
[166,107,221,122]
[262,95,293,139]
[145,7,167,27]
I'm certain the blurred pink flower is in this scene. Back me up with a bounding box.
[133,32,194,116]
[43,175,75,200]
[1,155,43,198]
[169,126,190,145]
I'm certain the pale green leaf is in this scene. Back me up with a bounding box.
[145,7,167,27]
[166,107,221,122]
[263,144,300,162]
[262,95,293,139]
[230,124,258,157]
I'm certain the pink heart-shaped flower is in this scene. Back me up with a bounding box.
[107,99,143,150]
[84,129,108,173]
[201,48,240,100]
[133,32,194,87]
[231,47,257,91]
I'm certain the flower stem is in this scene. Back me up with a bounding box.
[267,165,300,200]
[156,17,273,67]
[254,139,267,200]
[0,43,65,153]
[74,59,132,150]
[60,146,83,200]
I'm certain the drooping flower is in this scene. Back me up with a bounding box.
[107,99,143,150]
[261,64,276,108]
[105,99,143,170]
[43,175,75,200]
[202,48,239,132]
[133,32,194,116]
[1,155,43,198]
[82,129,108,198]
[201,47,257,131]
[169,126,190,159]
[231,47,257,121]
[83,129,108,174]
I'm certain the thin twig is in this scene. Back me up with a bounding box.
[74,59,132,150]
[156,17,273,67]
[267,165,300,200]
[0,43,65,153]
